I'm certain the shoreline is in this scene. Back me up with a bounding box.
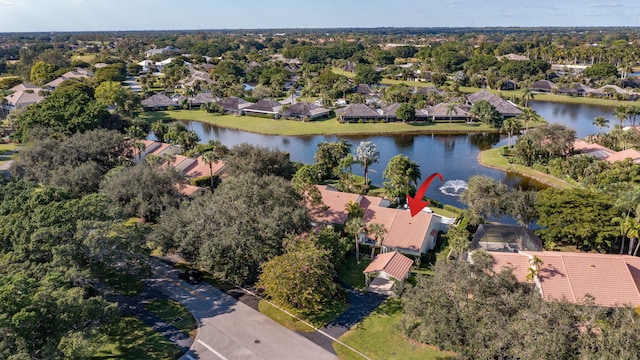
[142,111,515,137]
[477,147,575,190]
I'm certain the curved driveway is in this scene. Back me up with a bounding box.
[147,260,337,360]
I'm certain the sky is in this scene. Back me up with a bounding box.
[1,0,639,32]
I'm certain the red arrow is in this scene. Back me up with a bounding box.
[407,173,443,217]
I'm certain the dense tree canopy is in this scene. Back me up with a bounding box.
[14,89,123,141]
[226,143,296,179]
[401,256,640,360]
[258,237,346,315]
[151,173,310,284]
[0,181,150,358]
[536,188,619,252]
[12,129,130,196]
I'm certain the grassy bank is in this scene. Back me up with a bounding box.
[478,147,575,190]
[93,316,182,360]
[334,299,454,360]
[141,110,499,136]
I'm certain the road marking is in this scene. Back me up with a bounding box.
[197,339,229,360]
[235,286,370,359]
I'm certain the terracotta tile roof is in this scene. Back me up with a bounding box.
[364,251,414,281]
[492,251,640,307]
[363,206,398,235]
[184,157,225,178]
[604,148,640,163]
[382,210,432,253]
[573,139,614,159]
[176,184,204,196]
[308,185,362,225]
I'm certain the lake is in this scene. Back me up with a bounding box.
[159,101,615,206]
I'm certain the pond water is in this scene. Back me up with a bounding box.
[156,101,615,206]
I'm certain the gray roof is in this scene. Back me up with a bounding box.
[216,97,253,111]
[336,103,382,118]
[281,102,330,118]
[424,103,470,118]
[356,84,374,95]
[244,99,283,114]
[141,93,178,108]
[379,103,402,116]
[415,86,445,96]
[465,90,522,116]
[531,80,557,91]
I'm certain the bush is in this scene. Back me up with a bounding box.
[189,175,218,188]
[443,204,464,216]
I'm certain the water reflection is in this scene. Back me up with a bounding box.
[162,101,614,206]
[468,133,501,151]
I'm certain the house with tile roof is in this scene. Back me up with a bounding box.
[364,251,414,296]
[572,139,615,160]
[308,185,363,225]
[423,103,470,122]
[465,90,522,118]
[243,99,283,117]
[141,93,179,111]
[530,79,557,93]
[335,103,384,123]
[490,251,640,308]
[604,148,640,164]
[215,96,254,115]
[281,102,331,120]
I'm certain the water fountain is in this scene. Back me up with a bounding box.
[439,179,468,197]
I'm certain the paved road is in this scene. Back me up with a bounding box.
[148,260,337,360]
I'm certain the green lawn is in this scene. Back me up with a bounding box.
[258,295,348,330]
[141,110,498,136]
[93,316,183,360]
[334,299,454,360]
[0,143,18,153]
[144,299,198,338]
[337,255,372,290]
[478,147,575,190]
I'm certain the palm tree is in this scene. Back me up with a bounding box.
[185,86,196,111]
[614,105,629,128]
[201,150,220,191]
[355,141,380,191]
[592,116,610,133]
[344,200,364,220]
[521,87,535,107]
[133,141,146,162]
[518,107,540,131]
[613,216,640,255]
[345,217,366,264]
[445,102,458,125]
[502,117,522,148]
[525,255,544,282]
[368,223,387,259]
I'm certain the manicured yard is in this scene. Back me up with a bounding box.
[93,316,183,360]
[140,110,498,136]
[144,299,197,338]
[334,299,454,360]
[337,255,372,290]
[478,147,575,190]
[0,143,18,154]
[258,301,323,332]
